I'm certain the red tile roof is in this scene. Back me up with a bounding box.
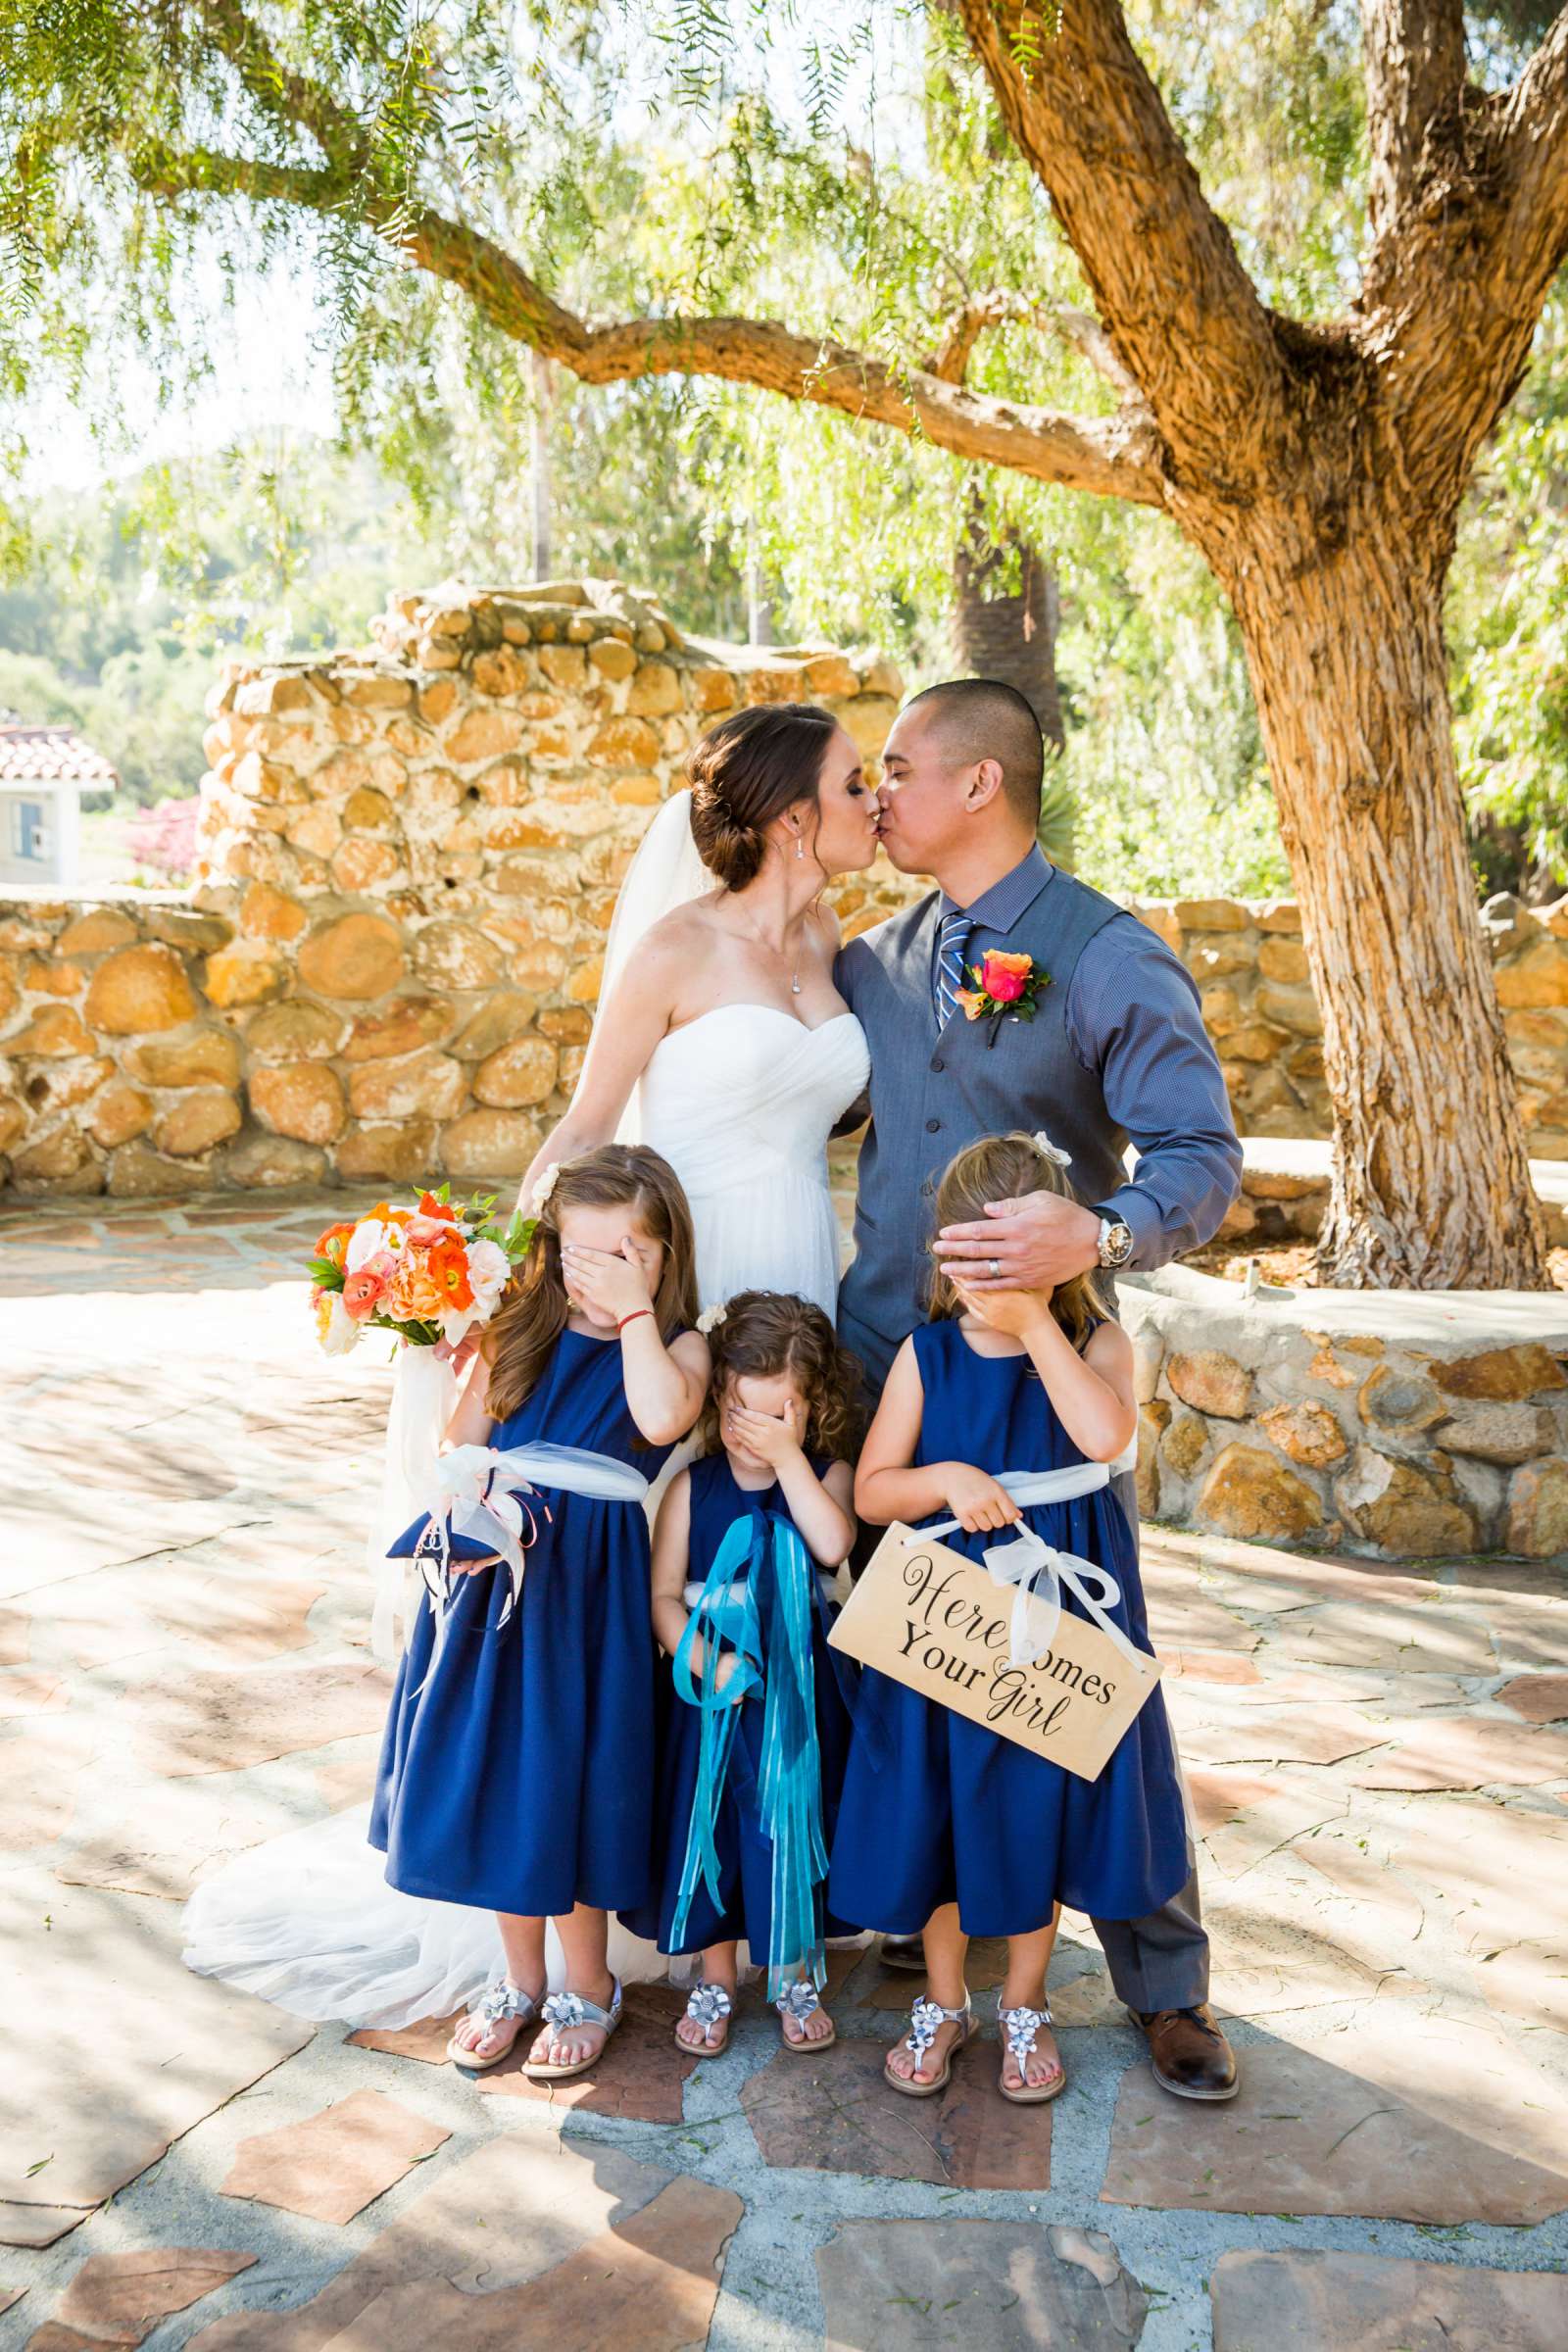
[0,712,119,789]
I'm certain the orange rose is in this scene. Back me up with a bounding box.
[314,1221,356,1267]
[977,950,1034,1004]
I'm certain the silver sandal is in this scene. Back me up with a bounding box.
[884,1991,974,2097]
[447,1975,540,2074]
[998,2001,1065,2105]
[776,1979,836,2052]
[678,1982,733,2052]
[522,1977,624,2081]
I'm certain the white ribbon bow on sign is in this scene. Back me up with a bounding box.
[922,1446,1149,1674]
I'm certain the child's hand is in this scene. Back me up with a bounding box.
[953,1274,1054,1341]
[940,1462,1023,1535]
[434,1330,482,1372]
[726,1396,806,1467]
[561,1238,655,1325]
[713,1651,743,1699]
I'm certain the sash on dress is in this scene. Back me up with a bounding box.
[669,1509,832,1997]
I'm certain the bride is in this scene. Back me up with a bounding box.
[523,699,878,1314]
[181,702,879,2030]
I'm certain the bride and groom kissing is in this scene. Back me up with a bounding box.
[543,677,1250,2097]
[514,674,1246,2100]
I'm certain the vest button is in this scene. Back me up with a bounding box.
[931,1055,944,1072]
[925,1117,941,1134]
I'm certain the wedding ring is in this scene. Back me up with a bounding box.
[990,1258,1002,1280]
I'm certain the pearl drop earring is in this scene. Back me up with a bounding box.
[795,832,805,859]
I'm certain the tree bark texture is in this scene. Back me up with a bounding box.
[1216,509,1547,1286]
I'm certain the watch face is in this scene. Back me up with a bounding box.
[1102,1220,1133,1266]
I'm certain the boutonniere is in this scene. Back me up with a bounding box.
[956,947,1052,1046]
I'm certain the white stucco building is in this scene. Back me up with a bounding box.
[0,713,118,889]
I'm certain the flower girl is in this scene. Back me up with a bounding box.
[371,1143,710,2081]
[827,1132,1188,2106]
[625,1291,861,2055]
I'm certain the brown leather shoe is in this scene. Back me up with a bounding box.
[1131,2004,1239,2100]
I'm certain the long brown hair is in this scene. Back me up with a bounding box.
[485,1145,699,1422]
[700,1289,863,1463]
[928,1132,1110,1350]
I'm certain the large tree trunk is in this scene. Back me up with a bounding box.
[1222,510,1548,1288]
[951,511,1064,747]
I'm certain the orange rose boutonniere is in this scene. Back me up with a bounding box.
[955,945,1051,1044]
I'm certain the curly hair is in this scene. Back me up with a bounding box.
[928,1131,1110,1350]
[483,1144,699,1422]
[699,1289,863,1464]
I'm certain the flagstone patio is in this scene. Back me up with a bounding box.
[1,1192,1565,2349]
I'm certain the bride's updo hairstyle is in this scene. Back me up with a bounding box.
[687,703,838,890]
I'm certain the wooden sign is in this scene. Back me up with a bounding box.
[828,1523,1163,1784]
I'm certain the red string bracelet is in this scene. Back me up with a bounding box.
[616,1308,654,1334]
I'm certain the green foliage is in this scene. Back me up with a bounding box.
[1448,290,1568,900]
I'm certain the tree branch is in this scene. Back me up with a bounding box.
[954,0,1290,492]
[193,0,369,172]
[1495,7,1568,327]
[1360,0,1469,252]
[1359,8,1568,513]
[132,144,1170,507]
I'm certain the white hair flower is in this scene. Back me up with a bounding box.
[696,1302,728,1336]
[1032,1131,1073,1169]
[530,1161,562,1211]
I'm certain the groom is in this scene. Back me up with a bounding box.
[834,677,1245,2103]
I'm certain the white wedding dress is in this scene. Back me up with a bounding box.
[182,794,870,2029]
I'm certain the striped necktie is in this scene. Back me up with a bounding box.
[934,908,971,1032]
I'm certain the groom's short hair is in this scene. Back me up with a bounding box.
[903,678,1044,826]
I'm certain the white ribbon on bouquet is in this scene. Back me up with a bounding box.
[921,1441,1147,1674]
[368,1345,461,1662]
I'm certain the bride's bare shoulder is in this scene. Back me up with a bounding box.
[623,895,728,985]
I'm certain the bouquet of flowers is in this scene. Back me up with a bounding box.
[307,1188,534,1356]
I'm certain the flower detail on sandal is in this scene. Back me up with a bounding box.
[684,1983,733,2032]
[473,1976,538,2031]
[776,1981,822,2025]
[1001,2002,1052,2066]
[906,1994,952,2063]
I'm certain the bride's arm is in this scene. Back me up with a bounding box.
[514,922,688,1211]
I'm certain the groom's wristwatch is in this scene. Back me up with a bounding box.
[1096,1213,1136,1270]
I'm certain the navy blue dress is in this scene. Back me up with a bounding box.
[623,1452,858,1960]
[827,1318,1188,1937]
[369,1327,677,1917]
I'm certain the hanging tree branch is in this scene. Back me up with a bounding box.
[131,140,1170,505]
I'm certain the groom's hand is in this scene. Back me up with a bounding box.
[933,1192,1101,1290]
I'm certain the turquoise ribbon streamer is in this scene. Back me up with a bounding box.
[670,1509,828,1998]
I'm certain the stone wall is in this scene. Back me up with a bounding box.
[0,581,906,1197]
[6,571,1568,1197]
[1131,892,1568,1155]
[1126,1267,1568,1560]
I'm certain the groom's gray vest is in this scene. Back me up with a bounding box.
[836,859,1130,1387]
